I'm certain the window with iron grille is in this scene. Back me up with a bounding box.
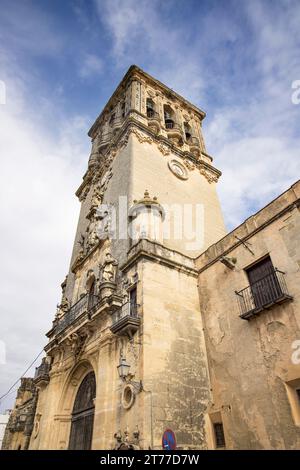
[213,422,226,448]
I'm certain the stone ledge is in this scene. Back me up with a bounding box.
[197,179,300,272]
[121,238,198,277]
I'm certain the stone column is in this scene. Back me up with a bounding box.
[93,335,118,449]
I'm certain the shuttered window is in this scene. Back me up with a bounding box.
[213,422,226,448]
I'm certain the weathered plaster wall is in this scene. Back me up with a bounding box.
[196,184,300,449]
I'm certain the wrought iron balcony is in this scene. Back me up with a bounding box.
[236,269,292,320]
[165,121,182,141]
[55,293,99,334]
[147,109,161,133]
[34,360,50,386]
[147,109,160,119]
[110,301,140,337]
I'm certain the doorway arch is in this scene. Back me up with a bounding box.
[68,371,96,450]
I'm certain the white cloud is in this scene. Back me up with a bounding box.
[0,53,89,413]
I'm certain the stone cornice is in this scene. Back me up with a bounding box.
[121,238,198,277]
[197,181,300,272]
[76,116,221,200]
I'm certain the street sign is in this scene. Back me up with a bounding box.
[162,429,177,450]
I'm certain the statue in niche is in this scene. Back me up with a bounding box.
[86,215,100,250]
[101,253,118,283]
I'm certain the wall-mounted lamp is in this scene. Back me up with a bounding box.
[117,357,131,380]
[117,356,143,394]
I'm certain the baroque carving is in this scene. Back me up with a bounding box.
[199,167,219,184]
[91,185,103,210]
[101,253,118,283]
[66,332,88,359]
[157,142,170,156]
[183,158,195,171]
[113,427,140,450]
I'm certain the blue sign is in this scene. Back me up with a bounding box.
[162,429,177,450]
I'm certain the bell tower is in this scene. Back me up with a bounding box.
[29,66,225,450]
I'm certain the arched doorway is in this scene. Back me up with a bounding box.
[68,371,96,450]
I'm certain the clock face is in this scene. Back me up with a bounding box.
[168,159,189,180]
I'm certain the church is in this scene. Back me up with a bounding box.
[3,66,300,450]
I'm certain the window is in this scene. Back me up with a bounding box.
[184,122,192,142]
[87,279,96,310]
[146,98,155,118]
[207,411,226,449]
[129,287,137,317]
[285,379,300,426]
[246,256,282,309]
[213,422,226,448]
[164,105,174,129]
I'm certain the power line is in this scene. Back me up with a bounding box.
[0,348,44,404]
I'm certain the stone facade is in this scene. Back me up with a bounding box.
[3,66,300,450]
[2,378,37,450]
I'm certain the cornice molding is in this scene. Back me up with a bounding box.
[76,117,221,201]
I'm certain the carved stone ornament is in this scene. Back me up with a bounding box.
[113,427,140,450]
[183,158,195,171]
[199,167,219,184]
[91,185,103,209]
[55,296,69,320]
[130,128,153,145]
[157,142,170,156]
[66,332,88,359]
[168,159,189,180]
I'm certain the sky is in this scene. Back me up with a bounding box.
[0,0,300,412]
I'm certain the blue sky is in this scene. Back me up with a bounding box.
[0,0,300,411]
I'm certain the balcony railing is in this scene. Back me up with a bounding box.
[236,269,292,320]
[110,301,140,337]
[165,120,176,129]
[55,293,99,334]
[147,109,160,119]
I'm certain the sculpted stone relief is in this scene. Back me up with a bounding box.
[101,252,118,283]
